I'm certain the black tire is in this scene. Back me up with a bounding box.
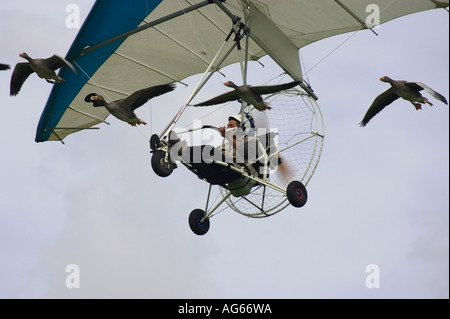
[151,150,174,177]
[286,181,308,208]
[189,209,210,236]
[149,134,161,150]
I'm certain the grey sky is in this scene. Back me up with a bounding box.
[0,1,448,298]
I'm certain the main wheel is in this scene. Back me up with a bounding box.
[151,150,175,177]
[286,181,308,208]
[189,209,210,236]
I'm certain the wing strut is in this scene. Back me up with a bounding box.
[67,106,111,125]
[80,0,225,56]
[213,0,318,100]
[159,16,246,140]
[50,126,101,145]
[334,0,379,36]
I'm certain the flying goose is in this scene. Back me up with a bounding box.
[360,76,448,127]
[85,84,176,126]
[10,52,78,96]
[194,80,300,111]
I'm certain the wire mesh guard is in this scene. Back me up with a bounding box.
[220,89,325,217]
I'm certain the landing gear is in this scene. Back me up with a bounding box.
[151,150,175,177]
[286,181,308,208]
[150,134,176,177]
[189,209,210,236]
[149,134,161,151]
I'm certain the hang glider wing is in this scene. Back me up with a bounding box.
[35,0,449,143]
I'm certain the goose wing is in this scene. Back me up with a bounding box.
[408,82,448,105]
[120,83,176,111]
[194,91,240,107]
[0,63,10,71]
[249,81,299,95]
[10,62,33,96]
[44,55,79,75]
[360,88,400,127]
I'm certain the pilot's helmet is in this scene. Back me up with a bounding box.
[228,113,252,136]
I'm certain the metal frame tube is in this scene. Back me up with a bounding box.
[159,40,239,139]
[80,0,220,56]
[203,191,232,221]
[213,161,287,194]
[334,0,378,35]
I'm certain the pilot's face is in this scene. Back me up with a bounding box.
[227,119,239,129]
[225,119,239,141]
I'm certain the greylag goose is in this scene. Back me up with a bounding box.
[195,80,299,111]
[10,52,78,96]
[85,84,176,126]
[360,76,448,127]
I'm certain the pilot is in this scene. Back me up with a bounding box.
[219,113,255,164]
[170,113,258,185]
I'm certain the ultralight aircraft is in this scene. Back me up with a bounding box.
[34,0,449,235]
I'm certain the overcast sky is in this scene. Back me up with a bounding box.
[0,1,448,299]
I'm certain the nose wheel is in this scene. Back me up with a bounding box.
[150,134,176,177]
[151,150,176,177]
